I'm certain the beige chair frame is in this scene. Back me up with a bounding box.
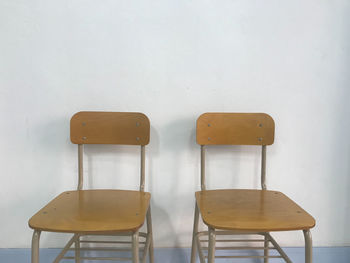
[190,113,314,263]
[29,112,154,263]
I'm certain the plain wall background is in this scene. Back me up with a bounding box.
[1,0,349,248]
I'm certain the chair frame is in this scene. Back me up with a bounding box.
[190,113,313,263]
[30,112,154,263]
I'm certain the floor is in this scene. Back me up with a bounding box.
[0,247,349,262]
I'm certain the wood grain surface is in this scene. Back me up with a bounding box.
[196,113,274,145]
[196,189,315,232]
[29,190,151,233]
[70,112,150,145]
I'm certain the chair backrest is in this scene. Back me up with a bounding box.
[196,113,274,146]
[70,112,150,145]
[70,111,150,191]
[196,113,275,191]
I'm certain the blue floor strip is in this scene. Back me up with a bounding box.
[0,247,349,263]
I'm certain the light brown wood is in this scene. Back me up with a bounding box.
[70,112,150,145]
[29,190,151,233]
[196,113,274,145]
[196,189,315,232]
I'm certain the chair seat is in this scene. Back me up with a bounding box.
[196,189,315,232]
[29,189,151,233]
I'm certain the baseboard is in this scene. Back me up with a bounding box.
[0,247,349,262]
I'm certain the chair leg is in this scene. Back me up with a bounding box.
[264,233,269,263]
[31,230,41,263]
[132,231,140,263]
[190,203,200,263]
[147,206,154,263]
[75,235,80,263]
[303,229,312,263]
[208,227,216,263]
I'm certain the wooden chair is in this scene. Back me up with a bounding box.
[190,113,315,263]
[29,112,154,263]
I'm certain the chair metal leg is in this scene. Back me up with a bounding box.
[264,233,269,263]
[31,230,41,263]
[75,235,80,263]
[132,231,140,263]
[208,227,216,263]
[190,203,200,263]
[303,229,312,263]
[147,206,154,263]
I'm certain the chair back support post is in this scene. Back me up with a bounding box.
[200,145,206,191]
[140,145,145,192]
[261,145,267,190]
[70,111,150,192]
[78,144,84,190]
[196,113,274,191]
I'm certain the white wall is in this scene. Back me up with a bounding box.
[1,0,349,248]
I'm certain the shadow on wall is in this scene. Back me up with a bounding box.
[204,144,262,190]
[25,116,78,248]
[81,124,159,191]
[84,144,140,190]
[150,116,197,260]
[335,86,350,243]
[320,14,350,244]
[32,116,73,192]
